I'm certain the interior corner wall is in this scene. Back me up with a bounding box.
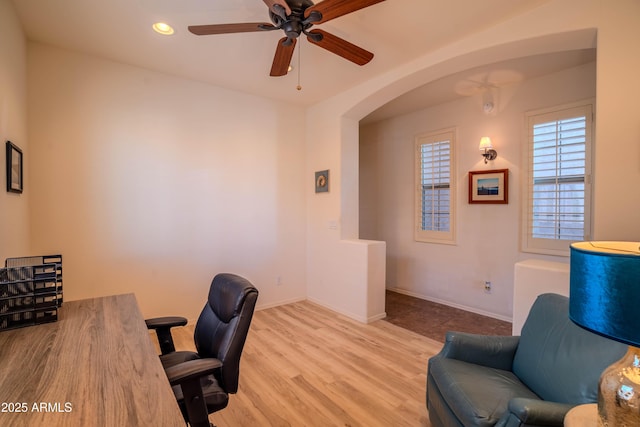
[0,1,30,261]
[359,63,596,320]
[306,0,640,321]
[26,43,307,319]
[591,0,640,240]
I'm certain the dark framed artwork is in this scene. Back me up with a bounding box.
[469,169,508,204]
[6,141,23,194]
[315,169,329,193]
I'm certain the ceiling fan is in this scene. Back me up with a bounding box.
[188,0,386,77]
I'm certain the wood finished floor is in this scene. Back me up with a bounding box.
[153,292,512,426]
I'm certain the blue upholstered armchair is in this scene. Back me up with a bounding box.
[426,293,626,427]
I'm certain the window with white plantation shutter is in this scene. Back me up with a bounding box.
[415,129,456,244]
[523,102,593,256]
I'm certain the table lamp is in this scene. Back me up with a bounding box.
[569,241,640,426]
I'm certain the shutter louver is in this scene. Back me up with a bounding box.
[419,141,450,232]
[529,115,587,241]
[415,129,456,244]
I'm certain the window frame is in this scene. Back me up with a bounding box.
[521,100,594,256]
[414,128,456,245]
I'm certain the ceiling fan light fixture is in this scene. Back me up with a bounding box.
[152,22,175,36]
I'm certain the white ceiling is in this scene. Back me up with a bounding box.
[362,49,596,123]
[12,0,564,106]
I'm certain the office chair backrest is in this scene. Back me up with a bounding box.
[193,273,258,393]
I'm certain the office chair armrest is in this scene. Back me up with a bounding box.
[165,359,224,427]
[145,316,188,329]
[145,316,188,355]
[165,358,223,386]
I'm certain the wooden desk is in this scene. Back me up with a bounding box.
[0,294,185,426]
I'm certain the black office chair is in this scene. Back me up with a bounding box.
[146,273,259,427]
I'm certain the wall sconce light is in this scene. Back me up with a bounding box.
[479,137,497,164]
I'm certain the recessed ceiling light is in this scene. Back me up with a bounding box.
[152,22,174,35]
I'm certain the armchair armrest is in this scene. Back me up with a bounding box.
[145,316,188,355]
[438,331,520,371]
[505,398,576,426]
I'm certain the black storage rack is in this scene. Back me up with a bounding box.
[0,264,59,331]
[5,254,63,306]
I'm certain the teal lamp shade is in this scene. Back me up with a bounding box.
[569,241,640,346]
[569,241,640,426]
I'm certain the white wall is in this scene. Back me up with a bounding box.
[359,63,595,319]
[6,0,639,324]
[306,0,640,321]
[0,1,30,260]
[592,3,640,239]
[27,44,307,319]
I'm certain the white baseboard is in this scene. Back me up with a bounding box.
[180,296,307,326]
[255,296,307,312]
[386,287,512,323]
[188,290,507,327]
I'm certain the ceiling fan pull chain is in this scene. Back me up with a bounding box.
[296,41,302,91]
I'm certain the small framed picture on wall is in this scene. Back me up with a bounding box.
[6,141,23,194]
[315,170,329,193]
[469,169,508,204]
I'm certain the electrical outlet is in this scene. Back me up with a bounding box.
[276,276,282,286]
[484,281,492,293]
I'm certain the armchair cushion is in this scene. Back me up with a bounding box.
[428,358,539,427]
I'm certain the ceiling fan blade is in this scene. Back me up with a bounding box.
[263,0,292,17]
[270,37,297,77]
[188,23,275,35]
[307,29,373,65]
[304,0,385,24]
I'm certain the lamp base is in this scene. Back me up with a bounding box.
[598,346,640,426]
